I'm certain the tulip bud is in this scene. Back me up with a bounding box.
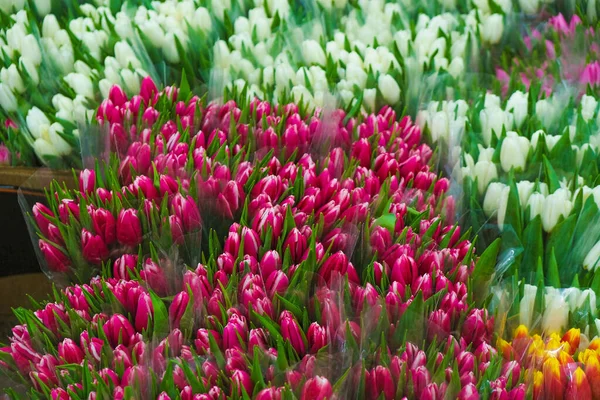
[39,240,70,272]
[457,383,479,400]
[103,314,135,347]
[366,366,395,400]
[58,338,84,364]
[113,254,138,280]
[169,291,189,329]
[117,209,143,247]
[280,311,306,356]
[256,387,283,400]
[81,229,109,264]
[231,369,253,396]
[301,376,333,400]
[307,322,328,353]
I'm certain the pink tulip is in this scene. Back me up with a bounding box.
[366,366,395,400]
[38,239,70,272]
[81,229,110,264]
[103,314,135,347]
[280,311,305,356]
[169,291,189,329]
[301,376,333,400]
[231,369,253,396]
[256,387,283,400]
[116,209,142,247]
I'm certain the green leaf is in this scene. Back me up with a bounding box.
[149,291,169,340]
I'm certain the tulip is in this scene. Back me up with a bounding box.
[307,322,328,353]
[79,169,95,195]
[140,259,168,296]
[134,293,153,332]
[256,387,283,400]
[90,208,117,245]
[301,376,333,400]
[171,194,202,232]
[103,314,135,347]
[58,338,85,364]
[266,270,289,297]
[169,291,189,329]
[457,383,479,400]
[585,354,600,399]
[564,367,591,400]
[116,209,143,247]
[543,357,566,400]
[280,311,306,355]
[260,250,281,280]
[33,203,54,237]
[231,369,253,396]
[113,254,138,280]
[319,251,349,284]
[223,314,248,349]
[81,229,110,264]
[541,189,573,232]
[39,240,70,272]
[366,366,395,400]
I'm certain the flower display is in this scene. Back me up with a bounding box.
[3,0,600,397]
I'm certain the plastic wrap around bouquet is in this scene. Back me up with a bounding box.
[2,78,517,399]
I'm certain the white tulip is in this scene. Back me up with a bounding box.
[163,31,185,64]
[483,182,508,218]
[481,14,504,44]
[33,138,59,159]
[115,42,142,70]
[363,88,376,112]
[484,93,501,109]
[99,79,112,99]
[527,192,545,220]
[472,0,490,13]
[121,69,141,95]
[193,7,212,32]
[542,293,569,333]
[542,189,573,232]
[20,35,42,66]
[546,135,562,151]
[477,145,495,163]
[516,181,535,209]
[291,85,315,109]
[500,131,530,172]
[480,106,511,146]
[33,0,51,17]
[519,284,537,328]
[378,74,401,104]
[64,73,94,99]
[47,123,71,155]
[584,240,600,271]
[42,14,61,39]
[535,99,559,129]
[140,21,165,48]
[431,111,449,143]
[48,93,73,113]
[447,57,464,78]
[581,95,598,122]
[519,0,540,15]
[302,40,327,66]
[1,65,25,94]
[26,107,51,139]
[267,0,290,18]
[19,57,39,85]
[506,91,528,128]
[0,84,18,112]
[474,160,497,195]
[6,23,26,51]
[275,63,296,88]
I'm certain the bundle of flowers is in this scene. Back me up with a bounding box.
[417,88,600,289]
[494,325,600,399]
[0,0,555,168]
[0,262,509,400]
